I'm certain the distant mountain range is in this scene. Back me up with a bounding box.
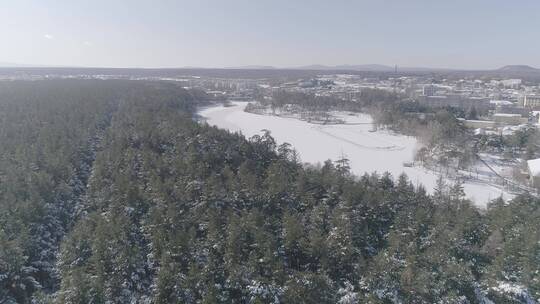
[227,64,540,73]
[2,62,540,76]
[497,65,540,73]
[295,64,396,71]
[224,64,455,72]
[224,65,277,70]
[221,64,462,72]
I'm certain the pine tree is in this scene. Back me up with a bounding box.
[433,175,447,204]
[449,179,465,202]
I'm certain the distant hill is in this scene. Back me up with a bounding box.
[223,64,449,72]
[293,64,455,72]
[497,65,540,73]
[224,65,276,70]
[296,64,394,71]
[224,64,539,73]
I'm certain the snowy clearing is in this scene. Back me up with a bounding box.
[199,102,514,207]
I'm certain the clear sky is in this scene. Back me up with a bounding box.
[2,0,540,69]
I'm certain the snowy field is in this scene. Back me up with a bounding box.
[199,102,513,207]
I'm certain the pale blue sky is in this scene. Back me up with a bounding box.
[1,0,539,69]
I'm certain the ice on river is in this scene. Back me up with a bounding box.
[199,102,513,207]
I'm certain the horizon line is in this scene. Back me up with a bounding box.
[0,63,538,72]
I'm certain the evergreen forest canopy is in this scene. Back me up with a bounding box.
[0,80,539,304]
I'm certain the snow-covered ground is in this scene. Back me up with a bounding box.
[199,102,514,207]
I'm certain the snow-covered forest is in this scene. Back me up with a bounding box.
[0,80,539,303]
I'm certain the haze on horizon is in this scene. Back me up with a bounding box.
[2,0,540,70]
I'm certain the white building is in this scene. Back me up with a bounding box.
[527,158,540,189]
[422,85,437,96]
[492,113,528,125]
[501,79,522,89]
[520,95,540,108]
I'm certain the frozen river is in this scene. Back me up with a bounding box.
[199,102,512,207]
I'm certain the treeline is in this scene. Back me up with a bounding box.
[0,80,539,303]
[475,125,540,161]
[255,91,359,112]
[373,102,478,170]
[256,89,403,112]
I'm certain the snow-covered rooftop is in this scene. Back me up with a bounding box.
[493,113,522,117]
[490,100,513,106]
[527,158,540,176]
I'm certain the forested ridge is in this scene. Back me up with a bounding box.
[0,80,539,303]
